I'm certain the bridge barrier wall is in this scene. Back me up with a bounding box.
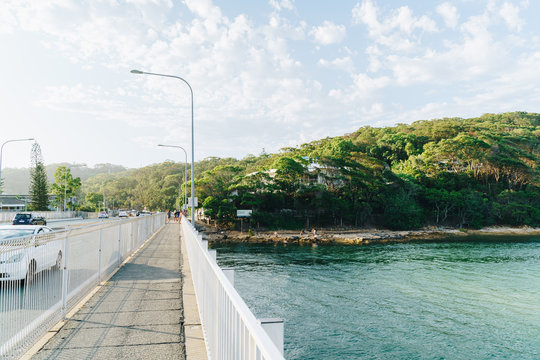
[0,213,166,359]
[181,216,284,360]
[0,211,83,223]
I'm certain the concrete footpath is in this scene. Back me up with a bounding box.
[27,223,206,360]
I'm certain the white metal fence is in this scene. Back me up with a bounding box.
[0,213,165,359]
[181,216,285,360]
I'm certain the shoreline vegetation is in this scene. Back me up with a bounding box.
[202,225,540,245]
[197,112,538,232]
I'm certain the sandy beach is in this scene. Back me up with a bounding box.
[201,225,540,245]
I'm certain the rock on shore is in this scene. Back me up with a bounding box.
[201,226,540,245]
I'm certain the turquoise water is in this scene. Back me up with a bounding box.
[212,237,540,359]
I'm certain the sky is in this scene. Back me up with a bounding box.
[1,0,539,169]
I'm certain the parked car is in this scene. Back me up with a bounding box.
[118,210,129,218]
[12,213,47,225]
[0,225,62,283]
[98,211,109,219]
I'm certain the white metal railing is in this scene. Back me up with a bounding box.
[0,213,165,359]
[181,216,284,360]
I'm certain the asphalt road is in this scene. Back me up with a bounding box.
[0,219,126,350]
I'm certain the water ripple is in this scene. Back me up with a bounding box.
[213,237,540,359]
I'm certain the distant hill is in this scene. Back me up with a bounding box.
[1,163,127,194]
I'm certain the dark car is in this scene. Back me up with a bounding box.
[12,213,47,225]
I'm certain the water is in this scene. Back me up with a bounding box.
[211,237,540,359]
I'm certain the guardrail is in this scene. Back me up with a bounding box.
[181,216,284,360]
[0,213,166,359]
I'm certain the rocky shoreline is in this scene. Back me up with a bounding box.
[201,226,540,245]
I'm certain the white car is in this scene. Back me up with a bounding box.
[98,211,109,219]
[118,211,129,218]
[0,225,63,283]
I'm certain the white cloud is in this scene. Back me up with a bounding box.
[269,0,295,12]
[0,2,17,33]
[329,73,391,103]
[310,21,346,45]
[318,56,354,73]
[352,0,437,52]
[349,1,529,88]
[499,2,523,31]
[436,2,459,29]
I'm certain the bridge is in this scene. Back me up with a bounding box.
[0,213,284,359]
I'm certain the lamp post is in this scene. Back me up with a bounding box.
[131,69,195,224]
[158,144,188,210]
[0,138,35,193]
[64,168,67,212]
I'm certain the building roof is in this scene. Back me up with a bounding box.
[0,196,26,206]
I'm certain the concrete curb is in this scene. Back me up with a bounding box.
[180,224,208,359]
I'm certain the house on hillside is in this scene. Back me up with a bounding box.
[303,162,345,187]
[243,161,344,188]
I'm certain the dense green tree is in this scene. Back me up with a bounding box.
[85,192,104,211]
[28,143,49,211]
[51,166,81,210]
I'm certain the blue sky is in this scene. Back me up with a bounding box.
[1,0,539,169]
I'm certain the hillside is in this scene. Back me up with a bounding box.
[1,163,126,194]
[77,112,539,230]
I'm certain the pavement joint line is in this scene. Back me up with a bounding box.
[63,319,181,335]
[20,224,166,360]
[40,341,182,350]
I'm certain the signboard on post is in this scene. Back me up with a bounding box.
[236,210,252,218]
[188,197,198,207]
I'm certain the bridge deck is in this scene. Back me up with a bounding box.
[27,223,206,359]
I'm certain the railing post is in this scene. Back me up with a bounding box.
[61,227,71,319]
[118,223,122,265]
[98,221,103,282]
[222,268,235,287]
[208,249,217,262]
[258,318,284,355]
[130,221,134,254]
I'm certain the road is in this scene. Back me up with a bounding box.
[0,218,132,352]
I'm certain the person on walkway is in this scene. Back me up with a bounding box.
[174,209,180,222]
[167,209,172,223]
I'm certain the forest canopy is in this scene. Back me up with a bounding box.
[79,112,539,230]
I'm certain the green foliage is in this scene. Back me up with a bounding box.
[81,161,185,211]
[51,166,81,210]
[73,111,539,230]
[28,143,49,211]
[28,163,49,211]
[203,196,236,226]
[250,211,304,230]
[85,192,104,211]
[492,188,540,226]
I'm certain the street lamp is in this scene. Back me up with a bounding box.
[158,144,188,210]
[64,168,68,212]
[0,138,35,193]
[131,69,196,224]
